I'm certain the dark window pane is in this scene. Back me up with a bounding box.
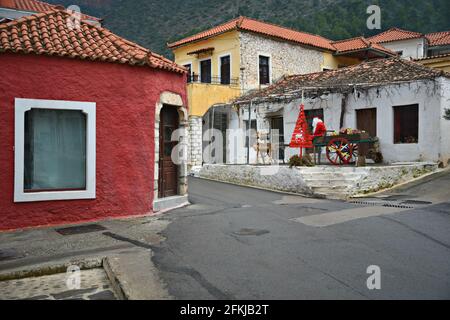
[24,109,86,191]
[164,142,173,156]
[394,104,419,144]
[220,56,230,85]
[259,56,270,85]
[200,59,211,83]
[271,117,285,160]
[184,64,192,83]
[244,120,257,148]
[304,109,324,134]
[164,126,173,142]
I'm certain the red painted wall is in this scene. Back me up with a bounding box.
[0,53,187,231]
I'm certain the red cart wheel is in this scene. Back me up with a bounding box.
[349,143,358,164]
[326,138,353,165]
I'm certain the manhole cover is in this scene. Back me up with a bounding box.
[0,249,24,262]
[233,228,270,236]
[56,224,107,236]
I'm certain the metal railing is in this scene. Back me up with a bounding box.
[187,74,239,86]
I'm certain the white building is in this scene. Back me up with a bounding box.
[222,58,450,167]
[369,27,450,60]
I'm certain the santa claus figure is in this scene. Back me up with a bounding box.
[312,117,327,137]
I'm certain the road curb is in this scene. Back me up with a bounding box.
[102,257,127,300]
[102,250,172,300]
[0,257,103,282]
[352,167,450,198]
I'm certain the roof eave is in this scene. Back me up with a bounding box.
[167,28,237,50]
[333,47,396,57]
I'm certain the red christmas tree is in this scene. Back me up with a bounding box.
[289,104,313,157]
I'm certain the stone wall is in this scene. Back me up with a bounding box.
[200,164,313,195]
[239,31,324,91]
[199,163,438,199]
[189,116,203,169]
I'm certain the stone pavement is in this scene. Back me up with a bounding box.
[0,268,116,300]
[0,214,172,300]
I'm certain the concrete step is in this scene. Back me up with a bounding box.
[305,180,357,188]
[296,167,367,174]
[301,173,365,180]
[310,186,353,193]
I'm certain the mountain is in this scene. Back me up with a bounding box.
[47,0,450,58]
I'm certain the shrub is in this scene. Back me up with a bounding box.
[288,154,314,168]
[444,108,450,121]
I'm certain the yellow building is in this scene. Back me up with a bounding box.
[170,30,242,118]
[414,54,450,72]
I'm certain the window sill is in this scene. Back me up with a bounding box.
[14,189,96,203]
[393,142,419,145]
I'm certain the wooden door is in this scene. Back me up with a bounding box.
[356,108,377,137]
[159,106,179,198]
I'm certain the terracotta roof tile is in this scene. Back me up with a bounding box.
[0,9,186,73]
[413,52,450,61]
[426,31,450,47]
[237,17,335,51]
[234,58,449,104]
[168,16,335,51]
[0,0,101,22]
[331,36,396,56]
[368,27,423,44]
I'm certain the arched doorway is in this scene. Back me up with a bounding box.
[158,105,179,198]
[153,91,188,212]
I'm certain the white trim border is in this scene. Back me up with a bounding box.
[14,98,96,202]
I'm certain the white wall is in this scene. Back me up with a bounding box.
[344,81,441,163]
[0,8,32,20]
[439,77,450,166]
[228,79,448,165]
[381,38,426,59]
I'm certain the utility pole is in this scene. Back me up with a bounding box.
[247,100,252,165]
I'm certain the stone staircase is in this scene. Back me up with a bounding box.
[297,167,369,199]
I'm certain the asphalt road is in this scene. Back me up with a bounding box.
[153,172,450,300]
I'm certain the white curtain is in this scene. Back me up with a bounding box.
[24,109,87,191]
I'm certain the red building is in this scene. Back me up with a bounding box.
[0,10,188,231]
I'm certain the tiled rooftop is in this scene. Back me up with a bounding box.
[414,52,450,61]
[0,10,186,73]
[233,58,449,104]
[426,31,450,47]
[0,0,101,22]
[168,16,395,56]
[331,37,395,55]
[168,16,336,51]
[368,27,423,44]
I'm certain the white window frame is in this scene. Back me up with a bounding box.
[257,53,272,85]
[198,57,212,83]
[14,98,96,203]
[218,53,232,84]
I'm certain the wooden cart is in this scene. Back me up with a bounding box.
[312,132,378,165]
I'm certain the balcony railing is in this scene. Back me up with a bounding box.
[187,74,239,86]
